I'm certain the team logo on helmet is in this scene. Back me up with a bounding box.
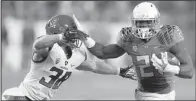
[49,18,58,28]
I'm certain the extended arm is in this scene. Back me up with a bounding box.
[72,15,128,59]
[169,41,195,79]
[32,34,63,62]
[88,42,126,59]
[83,37,125,59]
[76,60,120,75]
[76,60,137,80]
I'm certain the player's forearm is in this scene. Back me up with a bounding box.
[176,63,195,79]
[84,37,125,59]
[88,43,109,59]
[92,61,119,75]
[33,34,62,50]
[83,37,106,59]
[76,61,119,75]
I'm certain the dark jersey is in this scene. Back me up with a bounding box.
[117,25,184,94]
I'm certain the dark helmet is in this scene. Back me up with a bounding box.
[45,15,77,35]
[45,15,83,48]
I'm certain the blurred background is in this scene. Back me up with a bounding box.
[1,1,195,100]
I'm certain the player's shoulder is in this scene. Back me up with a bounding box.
[156,24,184,46]
[119,27,132,37]
[49,43,61,53]
[117,27,137,48]
[118,27,135,42]
[48,44,64,59]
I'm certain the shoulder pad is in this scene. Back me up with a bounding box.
[118,27,135,42]
[156,25,184,47]
[120,27,132,36]
[117,27,136,48]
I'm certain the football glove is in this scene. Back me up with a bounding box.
[151,52,180,74]
[62,28,89,41]
[119,65,137,80]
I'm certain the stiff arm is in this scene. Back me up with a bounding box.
[76,60,120,75]
[87,43,125,59]
[75,43,120,75]
[82,28,127,59]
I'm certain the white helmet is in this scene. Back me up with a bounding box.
[132,2,160,39]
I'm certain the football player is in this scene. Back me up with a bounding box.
[78,2,195,100]
[2,15,136,100]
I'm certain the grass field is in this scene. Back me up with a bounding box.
[1,67,195,100]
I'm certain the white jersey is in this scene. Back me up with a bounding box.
[19,43,88,100]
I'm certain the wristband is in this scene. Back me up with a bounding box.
[84,37,96,48]
[58,34,63,40]
[117,68,120,75]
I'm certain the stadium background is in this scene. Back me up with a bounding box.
[1,1,195,100]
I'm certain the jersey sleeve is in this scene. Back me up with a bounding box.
[49,43,63,65]
[157,25,184,48]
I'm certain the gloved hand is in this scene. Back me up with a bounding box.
[119,65,137,80]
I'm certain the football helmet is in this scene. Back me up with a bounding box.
[131,2,160,39]
[45,15,82,48]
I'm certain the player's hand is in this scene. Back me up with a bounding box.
[119,65,137,80]
[151,52,167,71]
[61,28,89,42]
[151,52,180,74]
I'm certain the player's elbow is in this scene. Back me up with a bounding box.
[84,63,98,73]
[186,63,195,79]
[33,38,48,50]
[91,66,98,73]
[187,67,195,79]
[33,41,42,50]
[179,66,195,79]
[184,70,194,79]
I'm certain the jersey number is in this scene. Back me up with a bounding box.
[39,67,72,89]
[137,55,162,77]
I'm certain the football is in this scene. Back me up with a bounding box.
[154,52,180,66]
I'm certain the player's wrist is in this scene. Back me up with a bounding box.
[164,64,180,74]
[58,34,63,41]
[117,68,120,75]
[84,37,96,48]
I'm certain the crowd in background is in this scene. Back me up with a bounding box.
[1,1,195,72]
